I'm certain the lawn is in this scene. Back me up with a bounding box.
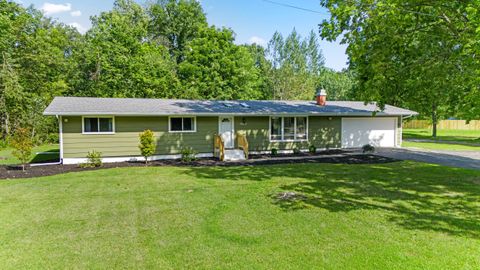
[403,129,480,151]
[0,144,59,165]
[1,162,480,269]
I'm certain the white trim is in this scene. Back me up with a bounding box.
[45,112,417,117]
[58,115,64,162]
[168,116,197,133]
[398,116,403,147]
[62,153,214,165]
[218,116,235,149]
[81,116,115,135]
[269,116,309,142]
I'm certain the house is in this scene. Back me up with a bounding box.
[43,91,417,164]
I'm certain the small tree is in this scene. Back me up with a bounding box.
[11,128,32,171]
[138,129,156,164]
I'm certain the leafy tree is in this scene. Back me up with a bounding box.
[318,68,355,101]
[319,0,478,137]
[148,0,208,64]
[139,129,156,164]
[11,127,32,171]
[76,0,179,98]
[179,26,262,100]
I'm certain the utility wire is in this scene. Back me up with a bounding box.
[261,0,327,15]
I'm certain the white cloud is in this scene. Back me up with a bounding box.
[41,2,72,15]
[70,10,81,17]
[248,36,267,47]
[68,22,87,34]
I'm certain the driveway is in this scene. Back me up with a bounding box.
[375,148,480,170]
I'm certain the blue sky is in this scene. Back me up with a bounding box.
[16,0,348,70]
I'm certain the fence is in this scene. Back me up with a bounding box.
[404,120,480,130]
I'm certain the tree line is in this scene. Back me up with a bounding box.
[0,0,354,143]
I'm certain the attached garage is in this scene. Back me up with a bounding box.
[341,117,398,148]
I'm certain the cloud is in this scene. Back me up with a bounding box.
[70,10,81,17]
[68,22,87,34]
[41,2,72,15]
[248,36,267,47]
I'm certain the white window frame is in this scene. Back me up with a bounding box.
[269,116,308,142]
[168,116,197,133]
[82,116,115,135]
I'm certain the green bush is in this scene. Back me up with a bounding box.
[80,150,103,168]
[293,148,301,155]
[181,147,197,162]
[271,148,278,156]
[138,130,156,164]
[0,139,8,150]
[308,145,317,154]
[362,144,375,153]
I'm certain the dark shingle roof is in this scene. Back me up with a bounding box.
[43,97,418,116]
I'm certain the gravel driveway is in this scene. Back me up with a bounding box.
[375,148,480,170]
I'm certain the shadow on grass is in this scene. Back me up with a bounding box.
[183,161,480,239]
[30,149,60,164]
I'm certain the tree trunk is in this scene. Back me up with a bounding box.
[431,103,438,139]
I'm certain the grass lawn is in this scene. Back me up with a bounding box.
[403,129,480,151]
[0,144,59,165]
[1,162,480,269]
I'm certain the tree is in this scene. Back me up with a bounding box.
[267,29,325,100]
[179,26,262,100]
[138,129,156,164]
[11,127,32,171]
[319,0,478,137]
[318,68,355,101]
[148,0,208,64]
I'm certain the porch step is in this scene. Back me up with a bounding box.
[224,149,246,161]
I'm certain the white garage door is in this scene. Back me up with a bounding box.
[342,118,397,148]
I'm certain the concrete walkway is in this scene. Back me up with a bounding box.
[375,148,480,170]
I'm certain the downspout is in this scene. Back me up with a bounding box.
[58,115,64,164]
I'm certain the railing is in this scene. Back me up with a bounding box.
[214,134,225,161]
[237,133,249,159]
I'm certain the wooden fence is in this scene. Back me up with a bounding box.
[404,120,480,130]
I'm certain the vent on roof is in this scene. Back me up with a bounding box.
[222,102,233,107]
[240,102,250,108]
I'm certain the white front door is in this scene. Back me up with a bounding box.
[219,116,234,148]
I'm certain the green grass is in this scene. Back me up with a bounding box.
[1,162,480,269]
[403,129,480,151]
[0,144,59,165]
[403,129,480,143]
[402,141,480,151]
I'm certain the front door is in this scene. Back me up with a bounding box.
[219,116,234,148]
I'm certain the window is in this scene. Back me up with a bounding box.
[169,117,196,132]
[270,116,308,141]
[83,117,114,134]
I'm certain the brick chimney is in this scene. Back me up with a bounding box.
[316,89,327,106]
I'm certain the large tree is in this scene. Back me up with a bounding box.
[319,0,478,136]
[178,26,262,100]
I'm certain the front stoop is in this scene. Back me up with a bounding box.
[223,149,246,161]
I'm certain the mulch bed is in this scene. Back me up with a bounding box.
[0,153,398,180]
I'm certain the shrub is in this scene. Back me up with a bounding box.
[308,145,317,154]
[46,133,59,144]
[0,139,8,150]
[293,148,301,155]
[138,130,156,164]
[271,148,278,156]
[362,144,375,153]
[80,150,102,168]
[11,128,33,171]
[181,147,197,162]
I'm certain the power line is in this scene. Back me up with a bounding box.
[261,0,327,15]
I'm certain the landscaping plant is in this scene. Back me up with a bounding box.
[181,147,197,162]
[308,145,317,154]
[80,150,102,168]
[293,148,301,155]
[271,148,278,156]
[10,128,32,171]
[138,130,156,164]
[362,144,375,154]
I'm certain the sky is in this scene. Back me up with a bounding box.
[15,0,348,70]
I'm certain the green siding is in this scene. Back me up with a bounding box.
[62,116,217,158]
[234,116,341,151]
